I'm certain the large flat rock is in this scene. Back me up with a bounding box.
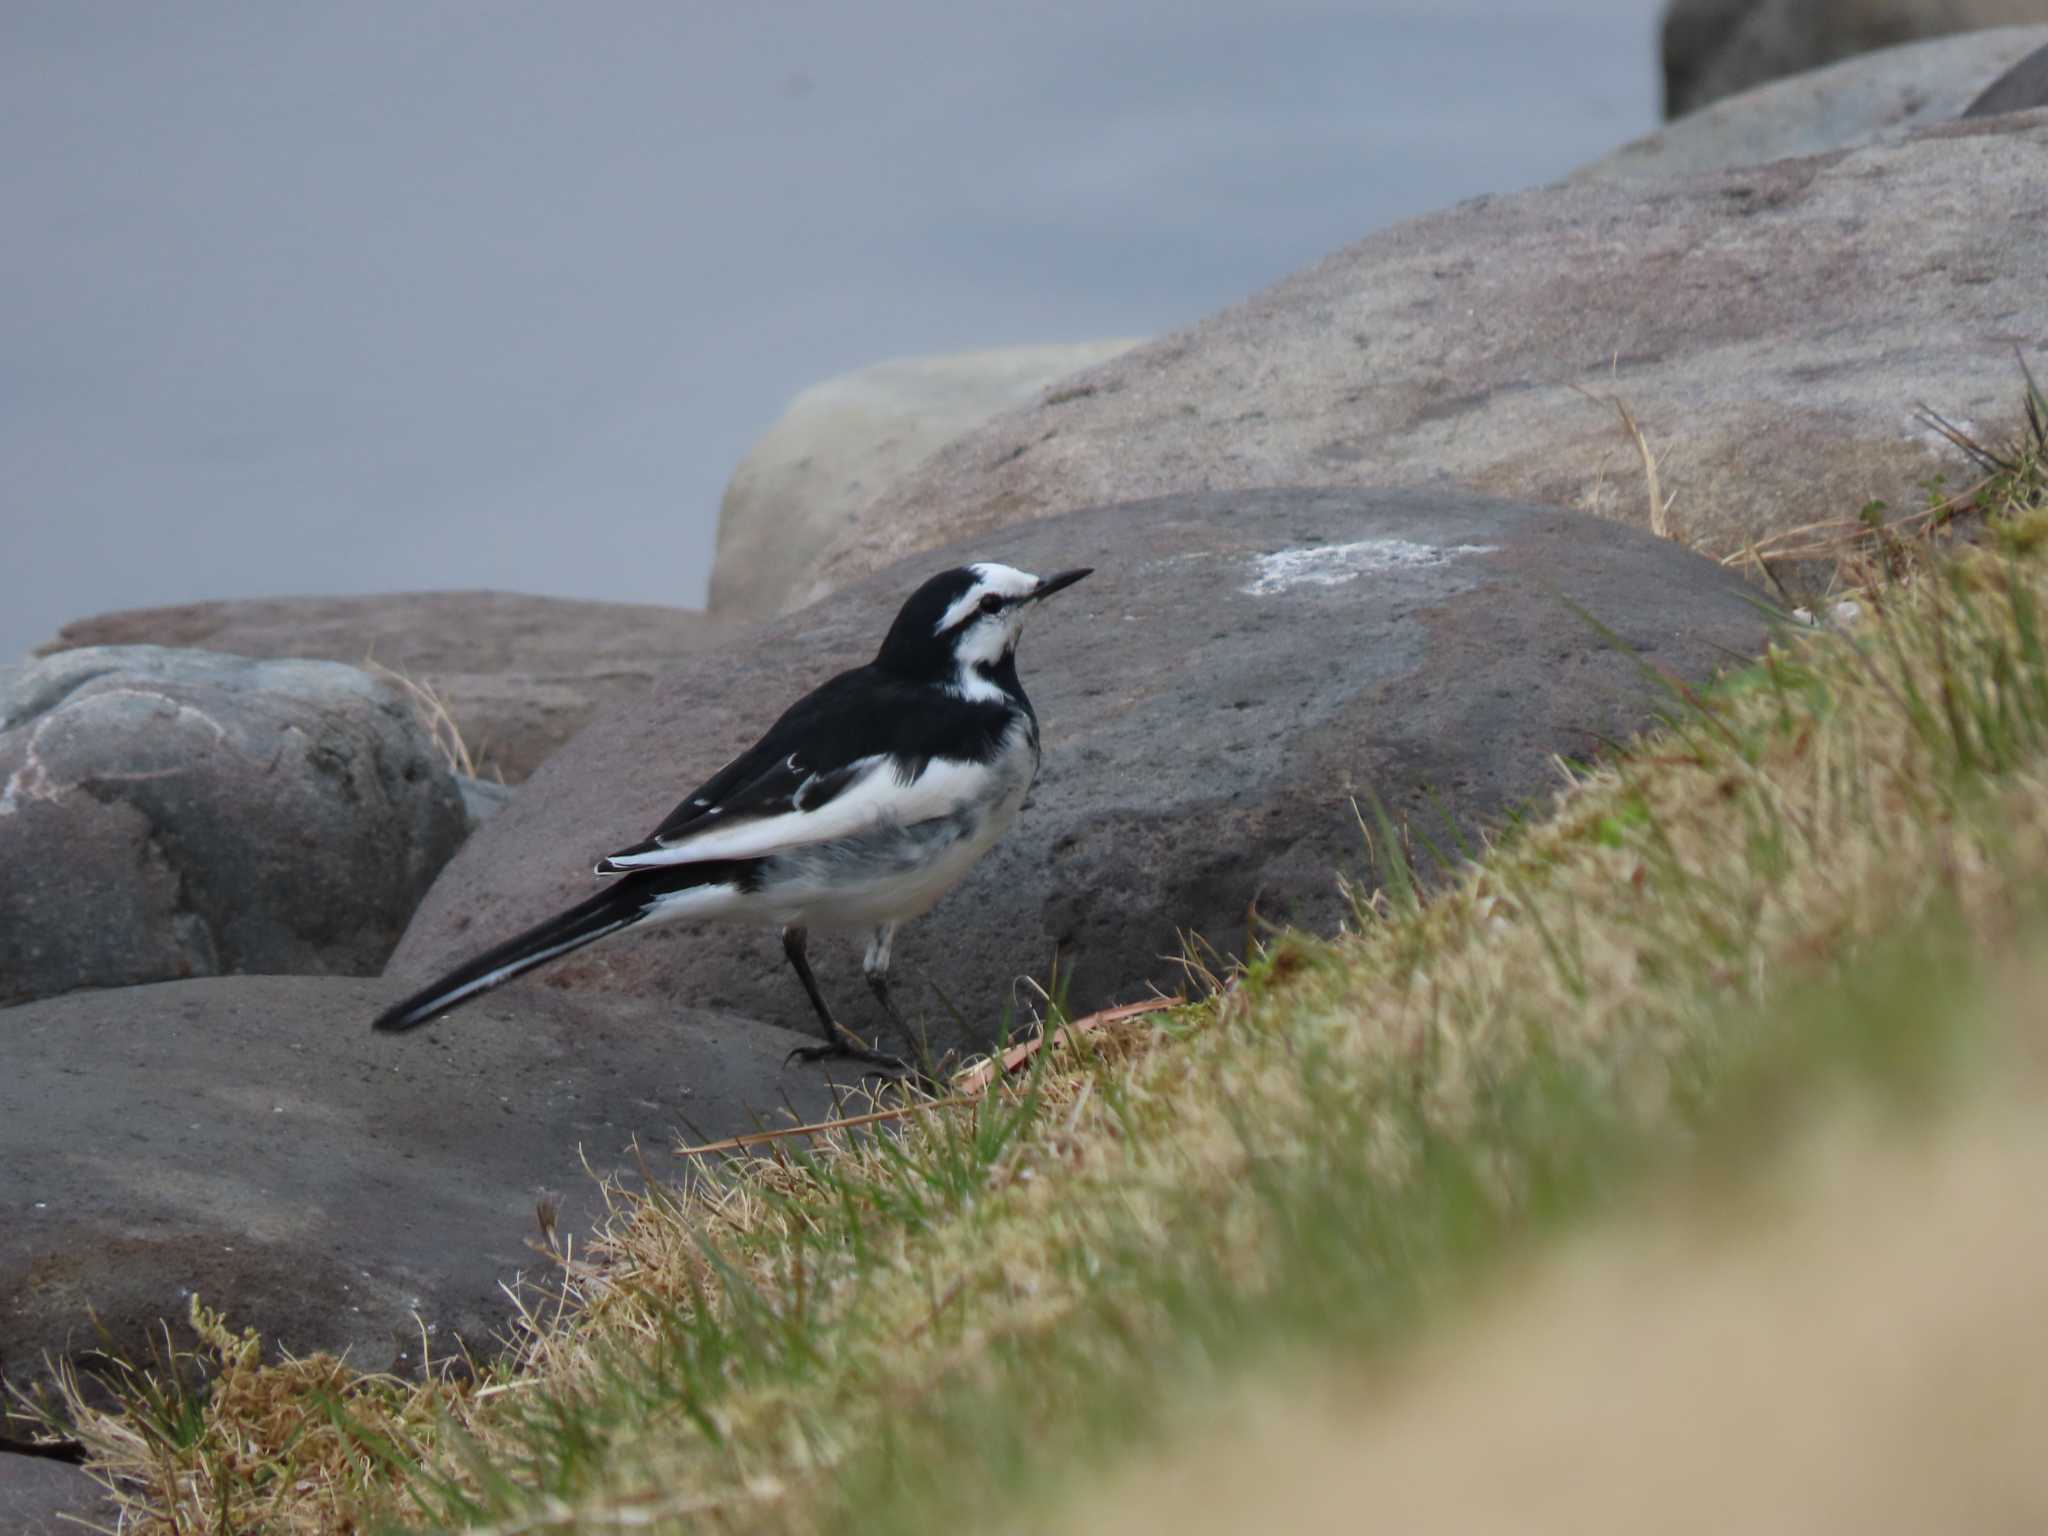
[0,975,848,1397]
[796,114,2048,613]
[34,591,731,783]
[392,488,1772,1061]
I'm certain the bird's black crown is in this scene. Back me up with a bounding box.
[874,566,996,677]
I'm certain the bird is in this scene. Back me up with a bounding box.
[371,562,1092,1067]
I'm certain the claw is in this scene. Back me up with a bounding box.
[783,1038,911,1076]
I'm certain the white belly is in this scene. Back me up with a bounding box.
[751,729,1037,930]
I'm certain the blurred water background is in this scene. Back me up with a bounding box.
[1,1,1658,660]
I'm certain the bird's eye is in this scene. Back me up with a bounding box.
[979,593,1004,615]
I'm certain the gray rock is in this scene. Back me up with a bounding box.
[1963,35,2048,108]
[798,114,2048,611]
[390,488,1772,1062]
[34,590,731,783]
[0,1454,113,1536]
[0,648,467,1006]
[712,341,1144,621]
[457,773,516,827]
[1577,25,2047,182]
[1661,0,2048,119]
[0,975,849,1399]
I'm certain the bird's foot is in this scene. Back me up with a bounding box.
[784,1029,911,1077]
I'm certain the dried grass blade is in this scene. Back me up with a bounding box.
[949,997,1181,1096]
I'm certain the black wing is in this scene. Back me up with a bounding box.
[596,664,1017,871]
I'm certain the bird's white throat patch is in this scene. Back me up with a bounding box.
[1243,539,1497,596]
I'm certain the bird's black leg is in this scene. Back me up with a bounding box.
[781,926,905,1070]
[782,926,842,1043]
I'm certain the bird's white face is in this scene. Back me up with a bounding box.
[935,563,1045,673]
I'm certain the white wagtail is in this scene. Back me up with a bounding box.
[371,562,1091,1065]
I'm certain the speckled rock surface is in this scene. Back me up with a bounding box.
[0,1454,114,1536]
[795,114,2047,614]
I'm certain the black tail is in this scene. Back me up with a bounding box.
[372,883,650,1033]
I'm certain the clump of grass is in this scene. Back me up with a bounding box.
[1726,354,2048,596]
[1057,902,2048,1536]
[1572,381,1677,540]
[364,657,503,784]
[41,383,2048,1535]
[13,1295,476,1533]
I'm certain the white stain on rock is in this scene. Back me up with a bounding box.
[0,688,222,817]
[1914,413,1978,452]
[1243,539,1497,596]
[0,713,63,817]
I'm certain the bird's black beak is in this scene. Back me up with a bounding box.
[1031,568,1092,602]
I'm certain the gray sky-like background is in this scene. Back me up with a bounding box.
[3,2,1659,662]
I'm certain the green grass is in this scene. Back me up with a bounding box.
[26,382,2048,1535]
[827,892,2020,1536]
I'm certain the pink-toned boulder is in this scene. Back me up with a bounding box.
[793,113,2046,614]
[711,341,1142,620]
